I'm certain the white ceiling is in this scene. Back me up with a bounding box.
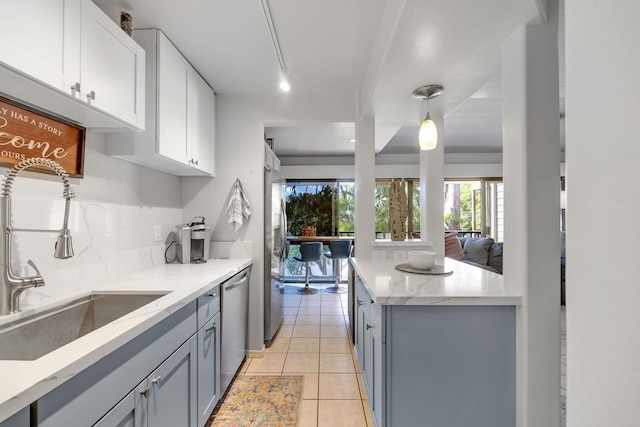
[94,0,550,157]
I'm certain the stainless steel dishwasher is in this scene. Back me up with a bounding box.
[221,266,251,393]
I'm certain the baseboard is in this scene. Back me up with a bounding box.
[248,346,265,358]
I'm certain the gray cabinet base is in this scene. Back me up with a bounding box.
[386,305,516,427]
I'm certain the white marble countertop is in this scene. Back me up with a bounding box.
[350,257,521,306]
[0,258,252,423]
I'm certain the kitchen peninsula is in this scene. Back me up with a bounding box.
[0,258,252,426]
[350,257,521,427]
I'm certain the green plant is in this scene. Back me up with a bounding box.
[286,185,334,236]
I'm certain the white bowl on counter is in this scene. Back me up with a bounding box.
[407,250,436,269]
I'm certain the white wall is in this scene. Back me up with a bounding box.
[565,1,640,425]
[281,152,505,180]
[8,132,183,307]
[182,93,356,352]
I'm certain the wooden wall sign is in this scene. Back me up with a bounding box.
[0,96,85,178]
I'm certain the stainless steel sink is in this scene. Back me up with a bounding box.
[0,292,168,361]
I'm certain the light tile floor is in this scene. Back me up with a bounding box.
[239,282,373,427]
[236,287,568,427]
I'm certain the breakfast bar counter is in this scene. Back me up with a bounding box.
[350,257,521,306]
[349,257,520,427]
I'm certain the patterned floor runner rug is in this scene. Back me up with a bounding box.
[208,375,304,427]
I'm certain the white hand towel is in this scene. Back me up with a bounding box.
[226,179,252,232]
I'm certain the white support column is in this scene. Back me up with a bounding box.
[354,115,375,258]
[565,1,640,425]
[419,113,445,263]
[502,15,561,427]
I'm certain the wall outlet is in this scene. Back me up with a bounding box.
[393,250,407,260]
[154,225,162,242]
[372,250,387,259]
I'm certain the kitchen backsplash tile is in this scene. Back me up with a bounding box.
[3,131,183,309]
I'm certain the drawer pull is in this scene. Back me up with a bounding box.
[357,298,363,306]
[205,322,216,332]
[208,293,218,298]
[152,376,161,385]
[140,388,149,398]
[366,324,373,330]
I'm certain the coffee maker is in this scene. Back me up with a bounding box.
[176,217,211,264]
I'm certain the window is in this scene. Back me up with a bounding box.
[284,180,354,282]
[285,180,355,236]
[375,179,421,240]
[444,178,503,241]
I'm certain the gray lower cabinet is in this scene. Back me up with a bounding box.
[38,301,197,427]
[354,276,384,427]
[0,407,29,427]
[94,382,147,427]
[197,312,221,426]
[147,337,198,427]
[354,275,516,427]
[36,281,226,427]
[94,337,197,427]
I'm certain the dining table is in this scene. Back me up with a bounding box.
[287,235,355,244]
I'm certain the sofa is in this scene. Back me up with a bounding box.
[444,233,503,274]
[445,232,566,305]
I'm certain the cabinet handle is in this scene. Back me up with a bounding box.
[366,324,373,330]
[70,82,80,97]
[140,388,149,398]
[205,322,216,332]
[151,376,161,385]
[193,159,199,166]
[86,90,96,103]
[208,293,218,298]
[357,298,363,306]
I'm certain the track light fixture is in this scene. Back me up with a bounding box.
[260,0,291,92]
[279,69,290,92]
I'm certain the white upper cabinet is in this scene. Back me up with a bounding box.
[107,29,215,176]
[187,69,215,175]
[0,0,81,94]
[0,0,145,131]
[80,0,145,129]
[157,34,190,165]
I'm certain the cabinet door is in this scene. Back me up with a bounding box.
[80,0,145,129]
[157,32,189,165]
[0,407,30,427]
[368,304,385,427]
[94,381,148,427]
[187,70,215,175]
[0,0,80,94]
[354,278,369,378]
[147,337,197,427]
[197,312,221,426]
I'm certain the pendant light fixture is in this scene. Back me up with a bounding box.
[412,84,444,150]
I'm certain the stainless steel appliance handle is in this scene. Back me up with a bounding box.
[280,199,288,262]
[225,274,248,291]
